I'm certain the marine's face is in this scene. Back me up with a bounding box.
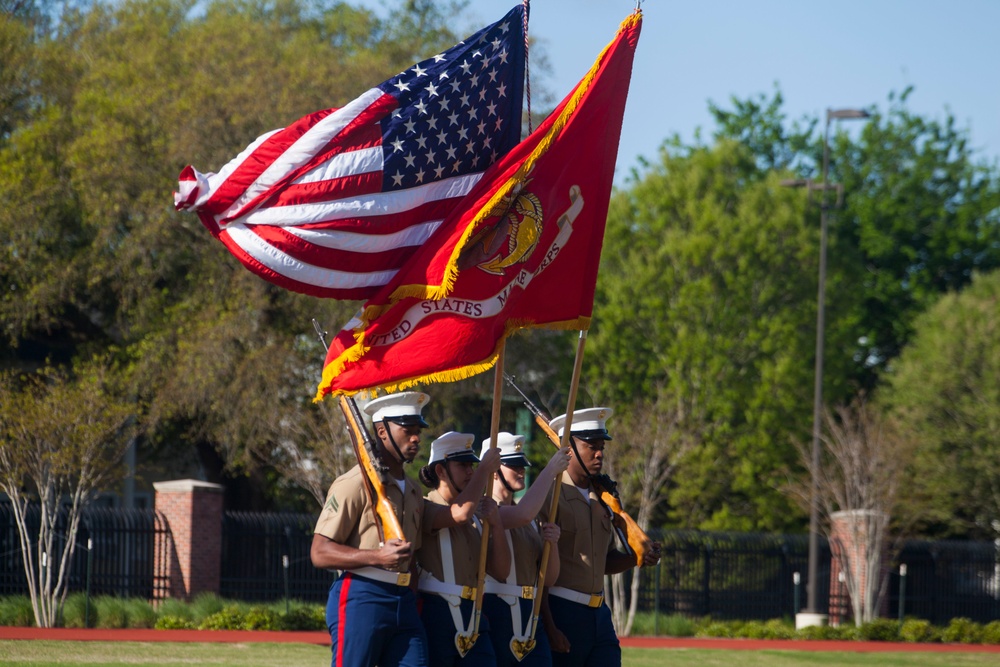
[441,460,475,493]
[570,437,606,476]
[383,421,422,462]
[500,464,526,491]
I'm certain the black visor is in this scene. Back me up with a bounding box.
[572,428,612,441]
[386,415,429,428]
[500,453,532,468]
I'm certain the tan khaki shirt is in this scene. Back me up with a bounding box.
[540,470,613,595]
[416,488,481,587]
[504,522,544,586]
[313,465,423,551]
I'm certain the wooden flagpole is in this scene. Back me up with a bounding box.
[459,338,507,655]
[511,330,588,660]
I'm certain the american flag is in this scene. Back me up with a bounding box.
[175,5,526,300]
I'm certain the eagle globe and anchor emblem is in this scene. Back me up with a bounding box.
[459,180,544,275]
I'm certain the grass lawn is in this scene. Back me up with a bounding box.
[2,641,999,667]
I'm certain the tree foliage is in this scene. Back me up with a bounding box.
[880,270,1000,540]
[589,88,1000,534]
[590,138,819,531]
[0,0,467,507]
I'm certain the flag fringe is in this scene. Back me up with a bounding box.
[315,316,592,400]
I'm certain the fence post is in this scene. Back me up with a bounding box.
[85,538,93,628]
[793,571,801,616]
[702,544,712,616]
[283,554,290,614]
[898,563,907,622]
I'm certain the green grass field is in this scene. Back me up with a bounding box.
[1,641,998,667]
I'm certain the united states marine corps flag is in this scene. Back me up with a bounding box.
[317,11,642,398]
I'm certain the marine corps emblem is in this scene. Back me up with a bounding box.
[459,181,543,275]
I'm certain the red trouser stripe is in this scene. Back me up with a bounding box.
[335,574,353,667]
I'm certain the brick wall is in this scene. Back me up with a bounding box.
[153,480,224,601]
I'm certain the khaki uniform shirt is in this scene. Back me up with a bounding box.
[416,488,481,587]
[505,522,544,586]
[313,465,423,552]
[540,470,613,595]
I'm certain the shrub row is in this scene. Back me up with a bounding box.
[4,594,999,644]
[0,593,326,632]
[630,613,1000,645]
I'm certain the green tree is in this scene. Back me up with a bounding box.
[711,88,1000,390]
[0,360,137,627]
[589,138,820,532]
[0,0,466,507]
[591,89,1000,533]
[880,270,1000,540]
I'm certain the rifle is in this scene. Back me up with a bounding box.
[313,320,409,579]
[503,372,654,566]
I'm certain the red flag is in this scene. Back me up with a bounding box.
[174,6,526,300]
[317,11,642,398]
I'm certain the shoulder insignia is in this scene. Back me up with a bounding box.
[325,494,340,513]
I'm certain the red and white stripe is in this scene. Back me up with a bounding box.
[175,89,484,300]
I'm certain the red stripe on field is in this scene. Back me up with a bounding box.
[2,627,998,653]
[335,574,353,667]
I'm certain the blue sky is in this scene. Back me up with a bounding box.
[431,0,1000,186]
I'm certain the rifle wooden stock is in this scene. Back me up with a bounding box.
[338,396,406,545]
[512,385,654,566]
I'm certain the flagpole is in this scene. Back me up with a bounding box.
[512,330,588,659]
[463,337,506,654]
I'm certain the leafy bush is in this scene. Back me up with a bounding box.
[658,614,696,637]
[155,615,196,630]
[858,618,900,641]
[199,605,248,630]
[278,606,326,631]
[942,617,983,644]
[796,624,843,640]
[739,620,770,639]
[0,595,35,627]
[981,620,1000,645]
[125,598,157,629]
[155,598,194,622]
[61,593,89,628]
[900,618,940,643]
[189,593,226,623]
[94,596,129,629]
[761,619,796,639]
[696,621,736,638]
[242,605,280,631]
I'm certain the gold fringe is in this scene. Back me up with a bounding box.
[314,316,593,401]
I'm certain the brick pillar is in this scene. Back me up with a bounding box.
[828,509,889,625]
[153,479,224,601]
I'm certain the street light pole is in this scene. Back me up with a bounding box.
[786,107,869,626]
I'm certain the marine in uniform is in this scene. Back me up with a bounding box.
[539,408,661,667]
[310,391,431,667]
[416,431,506,667]
[481,433,570,667]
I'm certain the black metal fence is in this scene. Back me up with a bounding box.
[3,504,999,624]
[219,511,332,603]
[886,538,1000,625]
[0,504,170,600]
[634,530,830,621]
